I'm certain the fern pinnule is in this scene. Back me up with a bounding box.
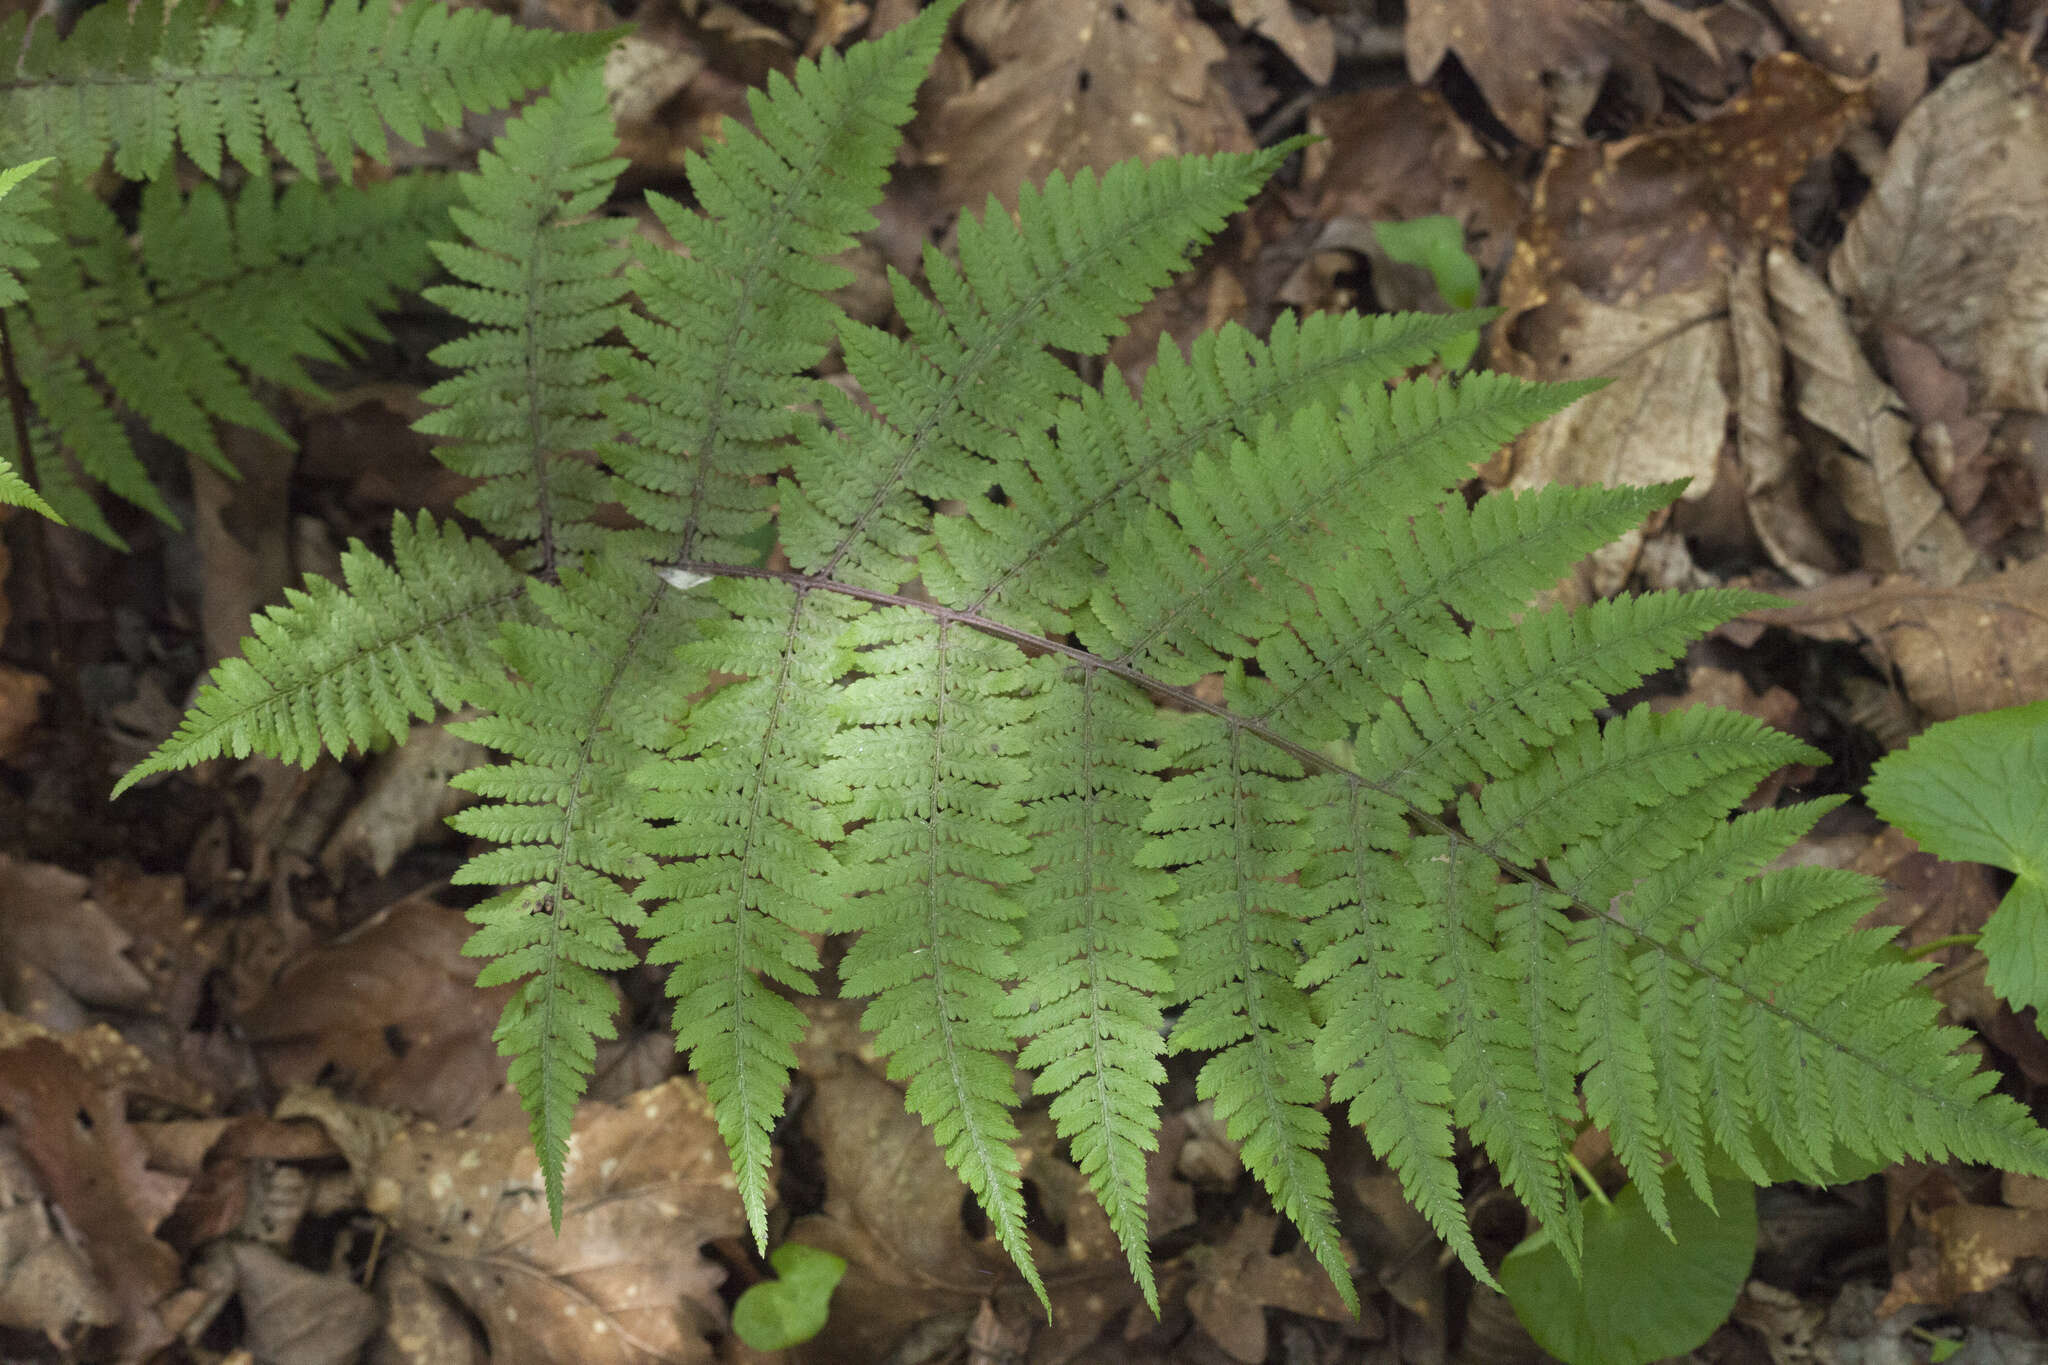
[0,0,615,180]
[113,513,526,796]
[415,65,630,570]
[450,552,712,1227]
[786,144,1296,592]
[824,612,1046,1306]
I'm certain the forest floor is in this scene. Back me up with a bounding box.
[4,0,2048,1361]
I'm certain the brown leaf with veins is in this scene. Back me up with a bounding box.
[245,894,513,1128]
[931,0,1251,213]
[278,1079,741,1365]
[1830,40,2048,415]
[1405,0,1660,145]
[1750,555,2048,721]
[1187,1211,1367,1363]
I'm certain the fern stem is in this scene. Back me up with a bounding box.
[1561,1151,1612,1210]
[1903,933,1980,961]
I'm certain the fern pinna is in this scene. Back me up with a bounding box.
[123,0,2048,1313]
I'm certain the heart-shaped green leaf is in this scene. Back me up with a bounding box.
[730,1242,847,1351]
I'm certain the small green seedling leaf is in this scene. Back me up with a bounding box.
[1866,699,2048,1015]
[1500,1169,1756,1365]
[1371,215,1482,367]
[730,1242,847,1351]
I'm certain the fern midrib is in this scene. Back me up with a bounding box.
[1076,668,1142,1220]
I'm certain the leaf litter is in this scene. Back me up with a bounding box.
[9,0,2048,1360]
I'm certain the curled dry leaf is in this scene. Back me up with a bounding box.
[1831,40,2048,416]
[1729,249,1841,585]
[1187,1211,1371,1364]
[1404,0,1659,145]
[1764,246,1984,586]
[1766,0,1925,124]
[0,1138,119,1338]
[277,1079,743,1365]
[1225,0,1332,84]
[931,0,1251,213]
[1751,555,2048,721]
[320,719,490,879]
[218,1240,380,1365]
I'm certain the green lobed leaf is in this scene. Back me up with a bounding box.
[731,1243,848,1351]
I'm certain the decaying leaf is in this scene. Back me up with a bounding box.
[1766,0,1925,123]
[246,895,514,1127]
[1765,246,1984,586]
[1752,556,2048,721]
[1225,0,1332,84]
[1729,249,1842,585]
[1405,0,1659,144]
[1831,40,2048,415]
[931,0,1251,212]
[1187,1211,1368,1363]
[278,1078,743,1365]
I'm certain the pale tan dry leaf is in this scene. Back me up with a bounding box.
[1729,249,1842,585]
[0,855,151,1012]
[931,0,1250,213]
[1187,1211,1363,1364]
[371,1257,489,1365]
[1830,41,2048,415]
[1765,247,1985,586]
[0,1139,118,1338]
[221,1241,380,1365]
[1404,0,1660,144]
[320,720,490,878]
[1226,0,1332,83]
[1765,0,1925,123]
[1750,555,2048,720]
[1497,279,1730,596]
[278,1079,741,1365]
[246,895,514,1129]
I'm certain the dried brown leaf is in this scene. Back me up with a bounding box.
[1830,41,2048,415]
[931,0,1250,213]
[1404,0,1660,144]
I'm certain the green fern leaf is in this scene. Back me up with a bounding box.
[1011,667,1174,1310]
[114,512,525,795]
[607,0,963,563]
[632,581,862,1247]
[0,0,614,180]
[824,612,1046,1306]
[415,64,629,570]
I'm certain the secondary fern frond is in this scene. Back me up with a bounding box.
[113,512,525,795]
[15,175,456,537]
[0,0,614,180]
[415,65,629,571]
[0,157,59,520]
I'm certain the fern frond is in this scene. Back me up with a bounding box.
[607,0,961,563]
[825,612,1045,1306]
[415,65,629,570]
[450,551,713,1227]
[1012,667,1174,1311]
[631,581,862,1247]
[0,0,614,180]
[113,512,525,795]
[926,308,1490,631]
[783,142,1299,590]
[15,175,455,535]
